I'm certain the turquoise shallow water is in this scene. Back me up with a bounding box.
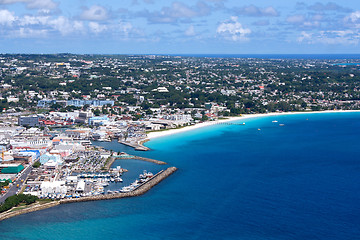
[1,112,360,240]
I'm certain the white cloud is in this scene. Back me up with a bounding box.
[347,11,360,22]
[217,16,251,41]
[142,1,211,24]
[235,5,279,17]
[297,31,312,42]
[12,27,47,38]
[297,30,359,45]
[286,14,322,28]
[0,9,16,26]
[119,22,134,37]
[19,15,49,26]
[26,0,58,10]
[287,14,305,24]
[89,22,107,34]
[307,2,351,12]
[0,0,25,4]
[0,0,58,10]
[185,25,195,36]
[49,16,85,35]
[80,5,109,21]
[344,11,360,28]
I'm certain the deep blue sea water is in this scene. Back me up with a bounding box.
[1,112,360,240]
[167,54,360,59]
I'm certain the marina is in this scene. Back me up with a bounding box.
[0,167,177,221]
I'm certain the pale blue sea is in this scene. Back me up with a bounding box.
[1,112,360,240]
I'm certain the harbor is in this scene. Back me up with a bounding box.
[0,167,177,221]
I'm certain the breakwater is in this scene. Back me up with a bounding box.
[102,156,116,171]
[116,154,167,165]
[0,201,60,221]
[0,167,177,222]
[119,141,150,151]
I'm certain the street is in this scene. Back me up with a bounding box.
[0,165,33,204]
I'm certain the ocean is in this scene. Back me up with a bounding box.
[167,54,360,59]
[1,112,360,240]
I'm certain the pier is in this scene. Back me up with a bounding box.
[102,156,116,171]
[119,140,150,151]
[116,154,167,165]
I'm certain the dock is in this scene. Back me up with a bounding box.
[102,156,116,171]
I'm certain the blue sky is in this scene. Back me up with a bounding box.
[1,0,360,54]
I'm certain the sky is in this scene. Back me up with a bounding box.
[1,0,360,54]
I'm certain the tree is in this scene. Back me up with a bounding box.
[32,161,41,168]
[93,109,101,116]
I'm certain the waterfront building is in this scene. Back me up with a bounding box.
[65,129,91,139]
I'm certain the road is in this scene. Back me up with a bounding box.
[0,165,33,204]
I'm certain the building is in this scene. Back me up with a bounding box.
[65,129,91,139]
[37,100,57,108]
[40,181,67,195]
[37,99,114,108]
[88,116,109,126]
[18,115,39,127]
[0,164,24,174]
[40,153,62,164]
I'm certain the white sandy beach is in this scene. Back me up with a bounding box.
[146,110,360,140]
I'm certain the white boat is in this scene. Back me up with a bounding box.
[115,177,123,182]
[120,186,133,192]
[272,120,278,123]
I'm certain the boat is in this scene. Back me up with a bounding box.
[272,120,278,123]
[139,170,154,179]
[120,186,133,192]
[115,177,123,182]
[279,124,285,126]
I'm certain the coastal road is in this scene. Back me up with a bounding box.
[0,165,33,204]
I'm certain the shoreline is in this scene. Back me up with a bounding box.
[146,110,360,140]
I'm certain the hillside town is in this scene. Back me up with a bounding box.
[0,54,360,209]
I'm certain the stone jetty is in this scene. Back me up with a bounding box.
[117,154,167,165]
[102,156,116,171]
[118,140,150,151]
[0,201,60,221]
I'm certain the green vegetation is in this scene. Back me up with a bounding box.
[32,161,41,168]
[1,54,360,114]
[0,194,38,213]
[0,180,11,187]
